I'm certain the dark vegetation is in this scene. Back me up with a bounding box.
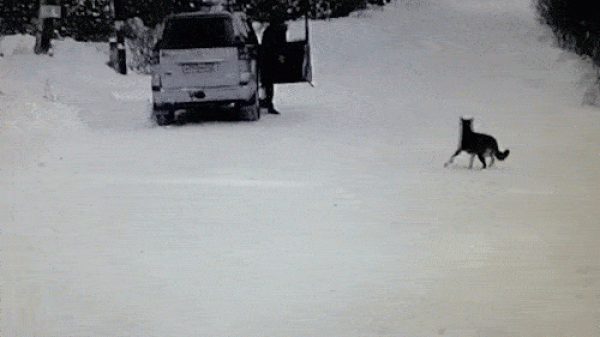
[535,0,600,67]
[1,0,390,40]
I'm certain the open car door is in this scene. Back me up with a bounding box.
[272,40,312,84]
[268,16,312,85]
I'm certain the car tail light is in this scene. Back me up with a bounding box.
[240,72,252,84]
[238,45,256,85]
[239,59,256,85]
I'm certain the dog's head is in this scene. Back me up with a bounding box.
[460,116,474,131]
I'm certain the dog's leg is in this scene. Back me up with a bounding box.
[468,154,475,169]
[477,153,487,169]
[444,149,462,167]
[489,155,495,167]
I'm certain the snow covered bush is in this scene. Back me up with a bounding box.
[121,18,161,74]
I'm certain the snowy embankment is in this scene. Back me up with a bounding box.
[2,0,600,336]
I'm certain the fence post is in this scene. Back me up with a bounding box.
[117,43,127,74]
[35,0,58,54]
[108,36,118,67]
[116,26,127,75]
[111,0,127,75]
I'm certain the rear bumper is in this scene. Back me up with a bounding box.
[153,83,257,109]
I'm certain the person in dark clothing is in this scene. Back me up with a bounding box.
[261,18,288,114]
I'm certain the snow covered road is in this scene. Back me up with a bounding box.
[2,0,600,336]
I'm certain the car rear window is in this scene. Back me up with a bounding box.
[161,16,235,49]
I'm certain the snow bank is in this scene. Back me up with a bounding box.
[0,34,36,56]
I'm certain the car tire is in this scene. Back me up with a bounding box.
[238,93,260,121]
[154,106,175,126]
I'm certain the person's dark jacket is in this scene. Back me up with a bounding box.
[260,23,287,81]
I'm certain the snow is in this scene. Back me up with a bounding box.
[2,0,600,336]
[0,34,37,57]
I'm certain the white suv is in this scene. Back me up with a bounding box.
[151,10,260,125]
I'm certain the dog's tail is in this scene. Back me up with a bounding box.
[496,149,510,161]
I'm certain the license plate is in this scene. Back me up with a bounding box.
[181,63,216,74]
